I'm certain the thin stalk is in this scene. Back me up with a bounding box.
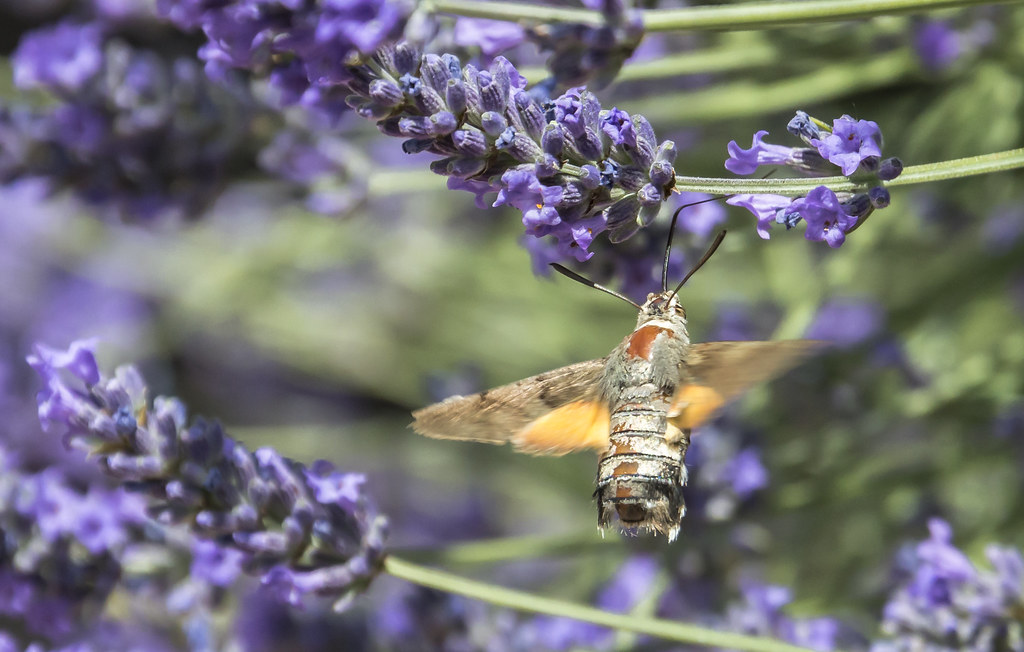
[429,0,1017,32]
[393,532,621,564]
[673,148,1024,196]
[518,39,781,84]
[384,555,822,652]
[631,50,917,125]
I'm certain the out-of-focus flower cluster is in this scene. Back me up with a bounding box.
[873,518,1024,652]
[28,339,388,612]
[726,111,903,248]
[2,19,264,220]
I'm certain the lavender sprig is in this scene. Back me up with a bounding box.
[725,111,903,248]
[346,44,679,267]
[28,339,389,612]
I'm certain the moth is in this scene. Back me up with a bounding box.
[412,211,820,541]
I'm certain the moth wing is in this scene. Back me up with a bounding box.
[669,341,823,430]
[411,357,610,456]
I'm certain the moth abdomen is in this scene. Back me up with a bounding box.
[595,462,687,541]
[596,401,690,541]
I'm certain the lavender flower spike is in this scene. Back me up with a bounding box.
[29,339,389,611]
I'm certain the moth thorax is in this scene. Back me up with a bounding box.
[595,409,690,541]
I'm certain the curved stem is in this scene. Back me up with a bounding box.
[430,0,1011,31]
[384,555,821,652]
[673,148,1024,196]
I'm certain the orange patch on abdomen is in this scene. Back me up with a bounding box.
[626,325,672,360]
[613,461,639,476]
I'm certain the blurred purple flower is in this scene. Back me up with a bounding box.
[723,448,769,499]
[805,299,884,347]
[914,20,962,71]
[454,18,527,57]
[0,446,151,641]
[160,0,413,120]
[3,26,266,220]
[13,21,104,93]
[727,581,841,651]
[675,192,727,239]
[29,339,389,610]
[191,539,246,587]
[526,0,644,88]
[876,519,1024,650]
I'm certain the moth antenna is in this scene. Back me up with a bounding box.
[550,263,642,310]
[662,196,731,292]
[670,229,727,299]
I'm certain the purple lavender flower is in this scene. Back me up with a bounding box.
[342,47,676,268]
[725,194,796,240]
[810,115,882,177]
[875,519,1024,651]
[790,186,857,248]
[725,130,817,175]
[725,112,900,247]
[29,339,389,610]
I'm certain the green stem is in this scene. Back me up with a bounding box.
[673,147,1024,196]
[384,555,820,652]
[393,532,622,564]
[367,167,448,196]
[519,37,781,84]
[641,0,1017,31]
[632,50,917,125]
[430,0,1016,31]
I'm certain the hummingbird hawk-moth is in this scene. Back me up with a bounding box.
[412,218,820,541]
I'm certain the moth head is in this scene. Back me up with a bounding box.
[639,291,686,325]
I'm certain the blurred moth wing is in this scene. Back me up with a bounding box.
[670,340,821,430]
[411,358,609,454]
[411,340,819,454]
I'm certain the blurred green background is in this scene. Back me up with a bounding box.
[4,3,1024,636]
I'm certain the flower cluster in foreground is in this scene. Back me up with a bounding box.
[28,339,388,612]
[0,445,149,641]
[726,111,903,247]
